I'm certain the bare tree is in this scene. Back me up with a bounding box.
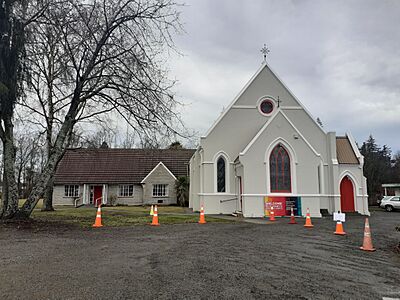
[15,133,41,197]
[0,0,48,218]
[20,10,71,210]
[80,124,118,148]
[1,0,185,219]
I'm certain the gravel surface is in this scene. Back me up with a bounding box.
[0,210,399,300]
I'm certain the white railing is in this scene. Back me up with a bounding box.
[75,196,103,207]
[94,197,103,207]
[74,197,83,208]
[220,198,238,203]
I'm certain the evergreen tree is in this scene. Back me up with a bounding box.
[392,152,400,183]
[175,176,189,207]
[360,135,393,203]
[169,141,183,149]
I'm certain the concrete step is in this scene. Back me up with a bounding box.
[232,210,244,218]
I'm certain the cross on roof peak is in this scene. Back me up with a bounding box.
[260,44,270,62]
[277,96,281,107]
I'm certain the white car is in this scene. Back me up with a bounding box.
[380,196,400,212]
[377,195,391,205]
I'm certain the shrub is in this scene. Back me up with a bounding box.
[175,176,189,207]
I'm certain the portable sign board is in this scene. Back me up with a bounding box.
[264,197,302,217]
[264,197,285,216]
[333,212,346,222]
[285,197,302,216]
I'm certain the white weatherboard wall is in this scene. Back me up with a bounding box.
[52,185,83,206]
[189,61,370,218]
[53,184,144,206]
[107,184,143,205]
[141,162,178,205]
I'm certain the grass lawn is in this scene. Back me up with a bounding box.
[30,205,231,227]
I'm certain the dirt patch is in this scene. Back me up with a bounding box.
[0,210,399,299]
[0,218,78,231]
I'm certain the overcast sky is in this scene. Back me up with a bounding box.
[168,0,400,153]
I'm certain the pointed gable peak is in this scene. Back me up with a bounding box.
[202,60,326,139]
[202,62,267,138]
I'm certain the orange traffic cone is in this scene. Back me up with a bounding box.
[304,208,314,228]
[334,221,346,235]
[269,206,276,221]
[92,205,103,228]
[289,207,297,224]
[199,205,206,224]
[360,218,375,251]
[151,205,160,226]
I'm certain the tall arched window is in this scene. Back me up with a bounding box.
[270,144,291,192]
[217,157,226,192]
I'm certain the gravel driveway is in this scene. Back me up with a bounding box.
[0,210,399,299]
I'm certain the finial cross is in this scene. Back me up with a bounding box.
[260,44,270,62]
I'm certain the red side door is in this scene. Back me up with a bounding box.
[340,177,355,212]
[94,186,103,207]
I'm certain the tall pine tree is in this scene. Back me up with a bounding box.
[360,135,393,203]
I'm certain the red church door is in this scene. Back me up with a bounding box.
[340,176,355,212]
[94,186,103,207]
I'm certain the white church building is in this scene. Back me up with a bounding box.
[189,60,370,218]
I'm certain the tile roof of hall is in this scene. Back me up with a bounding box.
[54,148,195,184]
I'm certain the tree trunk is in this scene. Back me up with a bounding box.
[0,119,19,219]
[0,0,25,219]
[17,162,23,198]
[41,180,54,211]
[16,143,64,218]
[0,163,8,216]
[16,112,77,218]
[41,123,55,211]
[41,42,55,212]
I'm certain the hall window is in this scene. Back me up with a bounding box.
[153,184,168,197]
[119,185,134,197]
[217,156,226,192]
[64,185,79,197]
[270,144,291,192]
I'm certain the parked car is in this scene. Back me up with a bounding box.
[380,196,400,212]
[377,195,392,206]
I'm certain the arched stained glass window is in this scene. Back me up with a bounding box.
[217,157,226,193]
[270,144,291,192]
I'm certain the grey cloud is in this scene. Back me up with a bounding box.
[170,0,400,151]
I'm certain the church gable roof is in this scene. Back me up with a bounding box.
[336,137,359,164]
[202,63,266,139]
[202,61,326,139]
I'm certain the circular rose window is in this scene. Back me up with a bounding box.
[259,99,274,115]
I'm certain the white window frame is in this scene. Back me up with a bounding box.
[118,184,134,197]
[216,156,227,193]
[213,151,230,194]
[64,185,80,197]
[265,138,298,195]
[152,184,168,197]
[257,95,276,116]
